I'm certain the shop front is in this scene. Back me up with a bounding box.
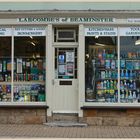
[82,26,140,126]
[0,11,139,126]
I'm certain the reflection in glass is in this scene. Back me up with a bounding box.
[85,36,118,102]
[120,36,140,103]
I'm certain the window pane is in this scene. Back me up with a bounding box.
[0,37,11,102]
[85,36,118,102]
[55,48,77,79]
[13,36,46,102]
[120,36,140,103]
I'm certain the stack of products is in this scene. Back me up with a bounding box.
[14,84,45,102]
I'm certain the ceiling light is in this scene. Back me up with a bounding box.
[135,40,140,45]
[31,42,35,46]
[30,36,33,39]
[95,43,106,47]
[95,36,99,39]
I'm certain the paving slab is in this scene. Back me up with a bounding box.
[0,124,139,138]
[44,121,87,127]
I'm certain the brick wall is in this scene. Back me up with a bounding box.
[0,108,47,124]
[80,109,140,126]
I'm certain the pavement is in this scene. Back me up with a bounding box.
[0,124,139,138]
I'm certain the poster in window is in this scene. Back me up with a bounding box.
[58,64,66,75]
[66,62,74,76]
[66,52,74,62]
[58,55,65,64]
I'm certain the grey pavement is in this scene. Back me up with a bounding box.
[0,124,139,138]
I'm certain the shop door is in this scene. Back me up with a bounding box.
[52,48,78,113]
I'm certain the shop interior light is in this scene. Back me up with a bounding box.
[30,36,33,39]
[95,36,99,39]
[95,43,106,47]
[86,54,89,58]
[31,42,36,46]
[36,53,40,58]
[135,40,140,45]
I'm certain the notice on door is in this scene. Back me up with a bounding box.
[58,64,66,75]
[66,62,74,76]
[58,55,65,64]
[66,52,74,63]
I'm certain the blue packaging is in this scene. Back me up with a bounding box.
[120,60,125,68]
[126,61,133,70]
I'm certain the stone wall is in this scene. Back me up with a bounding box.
[80,108,140,126]
[0,108,47,124]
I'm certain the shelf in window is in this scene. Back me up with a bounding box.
[120,88,140,90]
[14,56,45,59]
[96,89,118,90]
[0,82,11,85]
[96,68,117,71]
[96,78,118,81]
[121,59,140,61]
[120,78,139,80]
[13,81,45,85]
[120,69,140,70]
[95,58,117,60]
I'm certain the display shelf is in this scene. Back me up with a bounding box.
[122,59,140,61]
[0,102,47,107]
[96,67,118,70]
[0,82,11,85]
[13,81,45,85]
[96,89,118,90]
[96,78,118,81]
[120,69,140,70]
[120,78,139,80]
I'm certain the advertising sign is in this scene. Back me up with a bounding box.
[14,27,46,36]
[85,27,118,36]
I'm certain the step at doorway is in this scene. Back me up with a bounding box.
[45,113,87,127]
[52,113,78,122]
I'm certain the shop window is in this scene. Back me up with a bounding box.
[85,35,118,102]
[0,37,11,102]
[120,35,140,103]
[13,35,46,102]
[54,27,78,42]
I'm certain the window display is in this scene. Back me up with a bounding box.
[0,27,46,103]
[85,36,118,102]
[0,37,11,102]
[85,26,140,104]
[14,36,46,102]
[120,28,140,103]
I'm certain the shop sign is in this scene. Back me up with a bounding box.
[85,27,117,36]
[17,17,115,23]
[127,19,140,23]
[14,27,46,36]
[0,28,12,36]
[120,27,140,36]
